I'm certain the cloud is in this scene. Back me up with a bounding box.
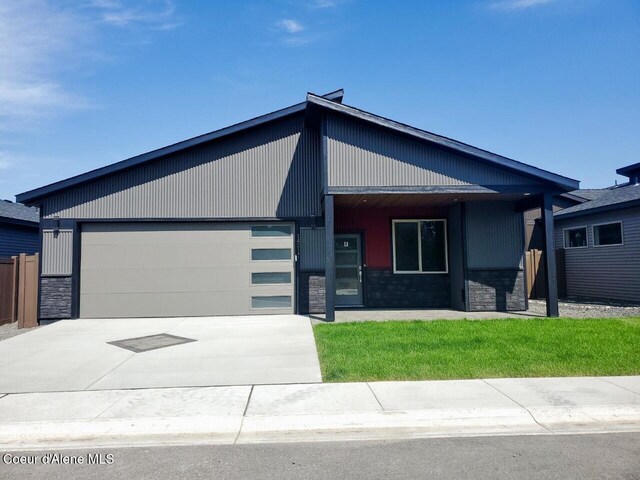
[490,0,555,10]
[0,1,180,130]
[276,19,305,34]
[90,0,182,30]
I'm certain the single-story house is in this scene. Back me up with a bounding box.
[0,200,39,258]
[553,162,640,303]
[16,90,578,324]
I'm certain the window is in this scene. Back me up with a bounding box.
[564,227,587,249]
[392,220,447,273]
[593,222,623,246]
[251,248,291,261]
[251,296,292,309]
[251,272,291,284]
[251,225,292,237]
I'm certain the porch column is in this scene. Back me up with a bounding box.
[541,192,559,317]
[324,195,336,321]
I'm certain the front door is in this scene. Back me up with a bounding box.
[335,234,363,306]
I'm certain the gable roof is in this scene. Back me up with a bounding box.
[305,93,579,191]
[569,188,608,201]
[17,88,579,204]
[555,183,640,219]
[0,200,39,225]
[617,161,640,179]
[17,90,345,204]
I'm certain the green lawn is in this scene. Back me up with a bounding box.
[313,318,640,382]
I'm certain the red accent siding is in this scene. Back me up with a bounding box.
[335,206,448,268]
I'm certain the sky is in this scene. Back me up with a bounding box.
[1,0,639,201]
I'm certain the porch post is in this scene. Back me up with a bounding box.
[541,192,559,317]
[324,194,336,321]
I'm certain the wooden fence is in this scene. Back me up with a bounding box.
[525,249,566,299]
[0,254,39,328]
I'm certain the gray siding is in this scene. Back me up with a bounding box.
[41,114,321,219]
[555,206,640,303]
[42,229,73,276]
[326,115,540,188]
[448,204,465,310]
[0,223,39,257]
[299,227,326,271]
[465,201,524,269]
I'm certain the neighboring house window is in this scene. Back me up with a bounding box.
[593,222,623,246]
[563,227,587,249]
[392,219,447,273]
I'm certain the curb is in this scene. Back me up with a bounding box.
[1,405,639,450]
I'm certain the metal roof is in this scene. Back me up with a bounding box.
[0,200,39,224]
[306,93,579,191]
[16,90,345,204]
[555,183,640,219]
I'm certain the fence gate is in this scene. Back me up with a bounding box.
[0,254,39,328]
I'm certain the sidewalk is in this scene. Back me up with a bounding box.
[1,376,639,450]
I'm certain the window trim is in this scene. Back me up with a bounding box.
[392,219,448,274]
[592,221,624,248]
[562,225,589,249]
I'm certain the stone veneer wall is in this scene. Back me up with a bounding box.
[365,269,450,308]
[40,276,73,320]
[299,271,326,314]
[467,269,526,311]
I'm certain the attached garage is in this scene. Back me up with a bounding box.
[79,222,295,318]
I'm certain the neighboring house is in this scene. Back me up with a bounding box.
[524,189,608,250]
[17,90,578,324]
[0,200,39,258]
[553,162,640,304]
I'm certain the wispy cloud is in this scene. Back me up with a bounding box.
[276,19,305,34]
[90,0,182,30]
[490,0,556,10]
[0,1,180,130]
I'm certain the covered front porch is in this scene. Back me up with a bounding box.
[303,190,560,321]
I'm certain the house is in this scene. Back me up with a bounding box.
[0,200,39,258]
[553,162,640,303]
[16,90,578,324]
[524,189,607,251]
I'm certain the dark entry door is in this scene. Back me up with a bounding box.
[335,234,363,306]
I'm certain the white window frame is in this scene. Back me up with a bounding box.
[392,219,448,274]
[562,225,588,249]
[592,221,624,248]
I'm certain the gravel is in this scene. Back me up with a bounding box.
[0,322,37,341]
[527,299,640,318]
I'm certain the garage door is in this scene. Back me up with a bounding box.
[80,222,295,318]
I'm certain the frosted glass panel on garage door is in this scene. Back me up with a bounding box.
[80,222,294,318]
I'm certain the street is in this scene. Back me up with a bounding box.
[1,433,639,479]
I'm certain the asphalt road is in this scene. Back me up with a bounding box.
[1,433,639,480]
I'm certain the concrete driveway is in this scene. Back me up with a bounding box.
[0,315,322,394]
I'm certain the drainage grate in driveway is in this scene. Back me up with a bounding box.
[107,334,197,353]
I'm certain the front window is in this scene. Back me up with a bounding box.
[564,227,587,248]
[393,220,447,273]
[593,222,623,246]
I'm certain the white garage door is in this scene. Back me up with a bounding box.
[80,222,295,318]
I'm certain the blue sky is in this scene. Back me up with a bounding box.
[1,0,639,200]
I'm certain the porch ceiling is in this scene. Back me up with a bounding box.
[334,193,529,208]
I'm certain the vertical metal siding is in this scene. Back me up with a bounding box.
[300,227,326,271]
[555,207,640,302]
[465,201,524,269]
[42,114,322,219]
[326,115,539,188]
[448,204,465,310]
[0,224,39,257]
[42,229,73,275]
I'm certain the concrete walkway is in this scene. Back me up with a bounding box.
[1,376,639,449]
